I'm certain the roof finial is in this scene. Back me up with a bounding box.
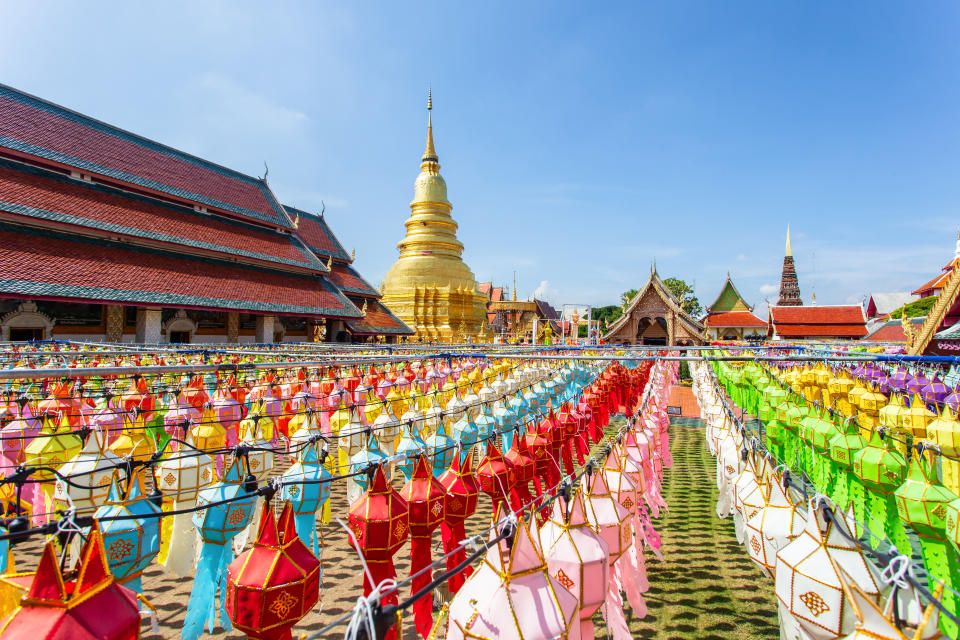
[785,224,792,257]
[422,86,437,163]
[513,271,517,302]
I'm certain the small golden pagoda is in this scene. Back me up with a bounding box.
[380,91,489,343]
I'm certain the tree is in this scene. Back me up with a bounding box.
[620,289,639,307]
[662,277,703,318]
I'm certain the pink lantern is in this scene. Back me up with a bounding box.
[541,492,609,638]
[445,513,581,640]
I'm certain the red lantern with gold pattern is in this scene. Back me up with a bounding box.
[506,433,536,511]
[347,464,407,639]
[437,449,479,594]
[477,440,518,513]
[399,455,446,639]
[226,501,320,640]
[0,523,140,640]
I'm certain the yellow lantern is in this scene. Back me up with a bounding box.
[927,406,960,497]
[902,394,935,441]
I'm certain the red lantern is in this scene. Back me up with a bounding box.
[0,523,140,640]
[347,465,408,640]
[226,501,321,640]
[399,455,446,639]
[538,408,564,489]
[506,434,536,512]
[437,450,479,594]
[556,403,579,474]
[525,422,552,499]
[476,440,518,513]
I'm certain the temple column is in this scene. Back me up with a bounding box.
[105,305,124,342]
[226,312,240,344]
[255,315,276,344]
[136,307,162,344]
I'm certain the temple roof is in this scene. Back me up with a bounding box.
[866,292,917,317]
[345,298,413,335]
[768,305,866,339]
[704,310,766,328]
[0,222,361,317]
[0,84,291,229]
[707,274,753,313]
[285,205,351,262]
[603,270,705,341]
[0,158,323,272]
[327,263,379,298]
[863,317,925,342]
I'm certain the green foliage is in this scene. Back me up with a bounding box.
[888,295,937,319]
[678,360,691,381]
[662,277,703,318]
[592,305,623,329]
[621,289,639,307]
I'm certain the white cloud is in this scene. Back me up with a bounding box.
[736,253,748,261]
[532,280,560,304]
[759,283,778,296]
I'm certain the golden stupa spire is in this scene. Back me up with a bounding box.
[422,87,438,165]
[785,224,793,257]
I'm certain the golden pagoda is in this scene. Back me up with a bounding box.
[380,91,490,343]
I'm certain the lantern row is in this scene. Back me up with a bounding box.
[695,361,960,640]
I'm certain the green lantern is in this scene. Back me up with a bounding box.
[893,449,960,639]
[851,428,910,554]
[760,384,788,460]
[781,395,809,474]
[807,410,841,494]
[828,416,867,514]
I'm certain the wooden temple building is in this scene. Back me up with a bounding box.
[0,83,412,343]
[602,268,705,346]
[905,231,960,355]
[703,274,767,341]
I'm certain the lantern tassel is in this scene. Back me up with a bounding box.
[409,534,434,639]
[602,571,632,640]
[182,541,232,640]
[440,521,472,593]
[163,500,199,577]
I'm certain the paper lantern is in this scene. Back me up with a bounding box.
[541,491,610,639]
[280,441,330,557]
[893,449,960,639]
[444,514,580,640]
[347,465,408,640]
[92,470,161,593]
[155,435,215,577]
[437,450,479,594]
[927,406,960,497]
[851,428,910,553]
[399,455,446,638]
[184,457,257,640]
[476,440,519,513]
[451,412,479,464]
[505,432,537,512]
[774,500,881,640]
[53,427,120,513]
[744,472,805,578]
[225,501,321,640]
[0,524,140,640]
[1,401,40,465]
[395,421,427,482]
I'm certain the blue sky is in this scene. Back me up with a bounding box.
[2,2,958,316]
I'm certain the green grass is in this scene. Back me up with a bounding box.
[594,417,779,639]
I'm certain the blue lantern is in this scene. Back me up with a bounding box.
[452,413,478,464]
[425,418,455,478]
[281,440,331,557]
[395,421,427,481]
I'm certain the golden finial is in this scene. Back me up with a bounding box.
[512,271,517,302]
[351,248,356,261]
[361,299,368,314]
[423,87,438,163]
[326,254,332,270]
[292,212,299,229]
[786,224,793,257]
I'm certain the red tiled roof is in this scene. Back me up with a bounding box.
[912,260,957,296]
[288,205,350,261]
[328,263,379,297]
[478,282,492,296]
[346,300,413,335]
[0,223,360,317]
[0,160,320,271]
[0,85,290,228]
[769,305,865,324]
[864,325,907,342]
[769,305,867,338]
[705,310,766,328]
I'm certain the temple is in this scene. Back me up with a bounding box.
[379,92,490,342]
[777,225,802,306]
[602,267,705,346]
[0,83,411,343]
[703,274,766,341]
